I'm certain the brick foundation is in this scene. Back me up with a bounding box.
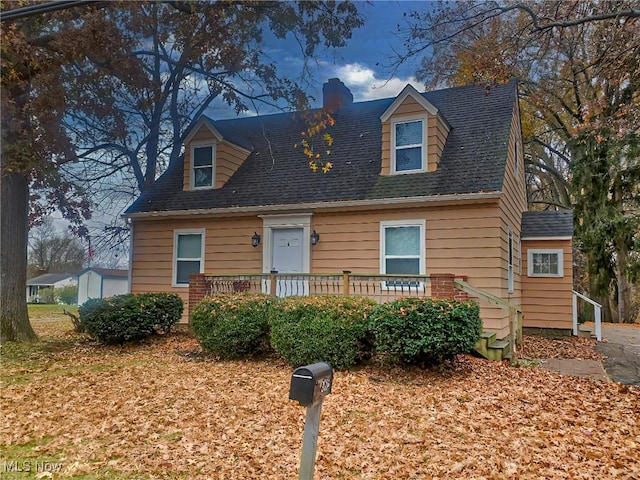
[454,275,470,302]
[431,273,468,301]
[431,273,456,299]
[188,273,207,319]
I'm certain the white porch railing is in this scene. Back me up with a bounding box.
[572,290,602,341]
[202,272,432,302]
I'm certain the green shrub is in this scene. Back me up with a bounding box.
[369,298,482,366]
[191,293,272,359]
[55,285,78,305]
[269,296,376,370]
[79,293,183,344]
[37,287,56,304]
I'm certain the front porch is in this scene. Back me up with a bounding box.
[188,271,522,361]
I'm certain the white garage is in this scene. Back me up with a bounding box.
[77,267,130,305]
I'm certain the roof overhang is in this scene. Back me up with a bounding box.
[183,116,224,144]
[521,236,572,241]
[380,84,451,133]
[381,84,438,121]
[124,191,502,220]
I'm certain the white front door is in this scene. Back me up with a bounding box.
[272,228,307,296]
[272,228,303,273]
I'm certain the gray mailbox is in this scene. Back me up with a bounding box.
[289,362,333,479]
[289,362,333,407]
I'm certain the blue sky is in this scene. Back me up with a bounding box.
[51,1,434,254]
[299,0,429,103]
[208,1,431,118]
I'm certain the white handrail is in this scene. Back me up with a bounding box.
[572,290,602,341]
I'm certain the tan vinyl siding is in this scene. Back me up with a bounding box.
[521,239,573,329]
[190,124,217,143]
[381,96,449,175]
[381,121,391,174]
[497,98,528,331]
[183,124,249,191]
[391,95,424,116]
[311,203,509,336]
[131,201,514,334]
[215,142,249,189]
[428,116,448,172]
[131,216,263,321]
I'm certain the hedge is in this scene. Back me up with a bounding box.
[191,292,273,359]
[369,298,482,366]
[268,296,376,370]
[79,293,183,344]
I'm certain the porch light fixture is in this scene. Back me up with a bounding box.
[310,230,320,246]
[252,232,261,247]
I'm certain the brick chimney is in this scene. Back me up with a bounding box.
[322,78,353,112]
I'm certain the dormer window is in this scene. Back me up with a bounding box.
[391,116,427,173]
[191,143,215,189]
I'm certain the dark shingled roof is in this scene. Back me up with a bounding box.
[126,80,517,215]
[521,210,574,238]
[27,273,76,286]
[80,267,129,278]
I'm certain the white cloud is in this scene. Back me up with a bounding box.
[334,63,376,86]
[332,63,424,101]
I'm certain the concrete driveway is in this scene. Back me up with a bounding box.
[596,324,640,386]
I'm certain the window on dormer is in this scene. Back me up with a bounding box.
[392,118,426,173]
[192,144,215,189]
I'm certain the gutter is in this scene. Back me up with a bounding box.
[123,191,503,220]
[521,236,572,241]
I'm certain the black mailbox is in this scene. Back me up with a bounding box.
[289,362,333,407]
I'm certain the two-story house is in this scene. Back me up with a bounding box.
[124,78,574,354]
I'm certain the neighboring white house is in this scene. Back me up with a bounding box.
[77,267,130,305]
[27,273,77,303]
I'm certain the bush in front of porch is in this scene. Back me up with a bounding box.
[191,292,273,359]
[189,293,482,370]
[370,298,482,366]
[268,296,376,370]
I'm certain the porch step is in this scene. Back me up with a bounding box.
[474,332,511,362]
[475,331,496,351]
[577,324,595,338]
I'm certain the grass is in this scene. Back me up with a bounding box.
[27,304,78,322]
[1,308,638,479]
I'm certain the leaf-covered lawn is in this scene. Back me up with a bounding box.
[1,317,638,479]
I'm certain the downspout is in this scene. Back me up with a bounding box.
[127,218,133,294]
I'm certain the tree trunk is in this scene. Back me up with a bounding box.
[1,171,37,342]
[614,236,632,323]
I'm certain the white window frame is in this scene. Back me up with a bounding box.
[507,229,514,293]
[190,142,216,190]
[173,229,205,287]
[390,114,428,174]
[528,248,564,278]
[380,219,426,290]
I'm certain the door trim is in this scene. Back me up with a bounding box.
[259,214,312,274]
